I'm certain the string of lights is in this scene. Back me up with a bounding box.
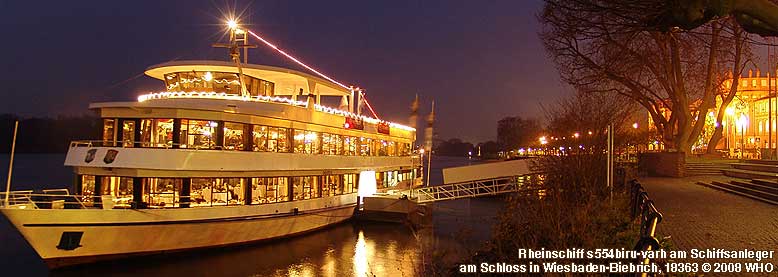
[136,91,415,131]
[143,22,394,127]
[245,28,382,120]
[246,30,350,90]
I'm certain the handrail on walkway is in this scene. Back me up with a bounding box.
[629,179,664,277]
[412,175,539,203]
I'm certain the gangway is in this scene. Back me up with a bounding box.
[360,159,539,222]
[413,174,537,203]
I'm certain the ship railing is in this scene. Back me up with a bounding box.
[70,140,196,149]
[0,189,87,209]
[69,140,248,150]
[68,140,422,159]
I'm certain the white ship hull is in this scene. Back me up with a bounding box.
[1,194,357,268]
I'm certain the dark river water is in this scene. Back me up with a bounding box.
[0,154,504,276]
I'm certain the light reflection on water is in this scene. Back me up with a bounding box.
[0,154,500,276]
[354,231,369,276]
[31,222,427,277]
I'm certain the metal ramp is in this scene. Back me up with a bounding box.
[413,175,536,203]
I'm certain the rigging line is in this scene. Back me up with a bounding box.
[100,72,146,96]
[245,28,385,120]
[245,29,351,90]
[100,55,188,97]
[359,91,381,119]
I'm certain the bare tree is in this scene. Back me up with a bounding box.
[540,0,750,155]
[544,92,637,151]
[497,117,541,151]
[706,24,751,153]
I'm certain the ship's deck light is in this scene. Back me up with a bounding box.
[136,91,417,132]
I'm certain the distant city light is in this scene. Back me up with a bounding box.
[573,132,580,138]
[632,122,639,129]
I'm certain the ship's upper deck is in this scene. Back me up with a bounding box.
[90,60,415,143]
[145,60,350,96]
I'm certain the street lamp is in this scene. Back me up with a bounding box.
[737,113,748,159]
[725,107,735,157]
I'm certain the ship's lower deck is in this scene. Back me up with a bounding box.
[1,194,357,268]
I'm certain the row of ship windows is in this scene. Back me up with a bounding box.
[102,118,413,156]
[79,170,416,209]
[164,71,276,96]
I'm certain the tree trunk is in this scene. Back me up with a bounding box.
[706,25,744,154]
[707,124,725,154]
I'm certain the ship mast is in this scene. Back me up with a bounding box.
[213,20,257,97]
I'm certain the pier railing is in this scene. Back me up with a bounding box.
[629,179,663,277]
[413,175,538,203]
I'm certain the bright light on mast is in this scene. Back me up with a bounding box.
[227,19,238,30]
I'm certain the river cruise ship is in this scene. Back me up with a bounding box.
[0,24,419,268]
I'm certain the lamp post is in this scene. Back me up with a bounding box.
[737,113,748,159]
[726,107,735,158]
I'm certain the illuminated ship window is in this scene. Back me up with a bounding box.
[163,71,274,96]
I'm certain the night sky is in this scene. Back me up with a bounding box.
[0,0,566,143]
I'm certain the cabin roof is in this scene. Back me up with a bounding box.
[145,60,352,96]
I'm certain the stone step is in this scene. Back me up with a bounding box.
[688,172,727,176]
[686,162,733,165]
[685,165,732,169]
[686,169,724,173]
[731,163,778,173]
[687,173,724,176]
[685,166,730,170]
[686,170,724,175]
[751,179,778,189]
[723,168,778,179]
[696,182,778,206]
[685,167,727,170]
[730,180,778,195]
[711,181,778,202]
[742,159,778,166]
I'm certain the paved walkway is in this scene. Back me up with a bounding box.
[641,176,778,270]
